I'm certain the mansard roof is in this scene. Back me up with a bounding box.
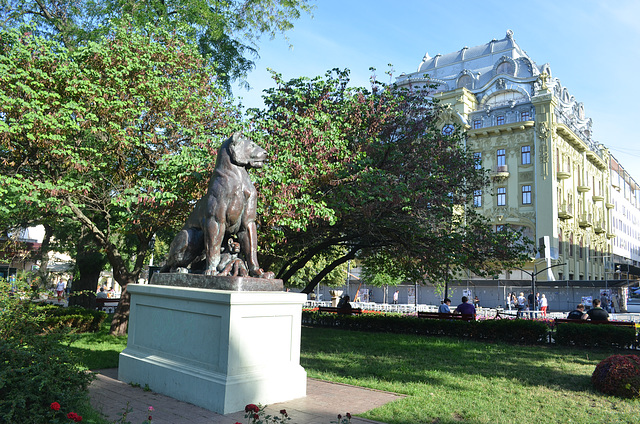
[401,30,543,89]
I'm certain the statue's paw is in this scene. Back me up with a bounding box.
[252,269,275,279]
[176,267,189,274]
[204,269,216,276]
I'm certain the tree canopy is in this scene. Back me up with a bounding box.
[0,0,314,90]
[0,23,238,334]
[248,69,532,293]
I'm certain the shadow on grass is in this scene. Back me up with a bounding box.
[300,326,615,395]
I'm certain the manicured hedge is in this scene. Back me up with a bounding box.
[555,322,637,349]
[39,305,107,333]
[302,311,548,345]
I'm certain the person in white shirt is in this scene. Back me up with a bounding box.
[540,293,548,317]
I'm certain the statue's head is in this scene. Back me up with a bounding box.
[228,132,268,169]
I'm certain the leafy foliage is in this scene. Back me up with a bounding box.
[0,0,314,91]
[555,322,637,348]
[0,23,238,334]
[592,355,640,398]
[249,69,532,292]
[0,278,94,423]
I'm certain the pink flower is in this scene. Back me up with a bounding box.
[50,402,61,411]
[148,406,154,412]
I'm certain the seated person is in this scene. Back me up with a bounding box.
[337,295,353,314]
[438,298,452,313]
[96,287,108,299]
[454,296,476,316]
[586,298,609,321]
[566,303,587,320]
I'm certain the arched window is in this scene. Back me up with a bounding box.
[496,61,514,75]
[457,75,473,89]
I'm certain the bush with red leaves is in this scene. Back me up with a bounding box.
[592,354,640,398]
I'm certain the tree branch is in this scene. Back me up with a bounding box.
[300,245,361,294]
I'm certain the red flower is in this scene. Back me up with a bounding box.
[347,412,352,419]
[50,402,61,411]
[338,414,342,419]
[280,409,288,416]
[245,403,259,413]
[254,414,260,420]
[67,412,83,422]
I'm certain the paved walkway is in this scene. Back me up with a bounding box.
[90,369,403,424]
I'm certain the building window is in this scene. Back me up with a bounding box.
[521,111,530,121]
[569,233,574,257]
[521,145,531,165]
[497,187,506,206]
[473,152,482,170]
[497,149,506,167]
[473,190,482,207]
[473,120,482,129]
[496,115,505,125]
[522,185,532,204]
[579,238,583,259]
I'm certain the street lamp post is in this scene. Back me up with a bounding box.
[516,263,566,313]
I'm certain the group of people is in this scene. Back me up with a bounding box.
[567,299,609,321]
[508,291,549,317]
[438,296,476,315]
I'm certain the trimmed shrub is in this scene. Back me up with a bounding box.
[592,354,640,398]
[302,310,548,344]
[555,322,637,348]
[43,305,107,333]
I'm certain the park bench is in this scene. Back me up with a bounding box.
[554,318,635,328]
[95,298,120,313]
[317,306,363,315]
[417,311,476,322]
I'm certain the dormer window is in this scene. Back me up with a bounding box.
[496,115,505,125]
[457,75,473,89]
[496,61,514,75]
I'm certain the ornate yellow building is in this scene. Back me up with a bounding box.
[397,30,614,284]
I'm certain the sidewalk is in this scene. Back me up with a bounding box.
[89,369,403,424]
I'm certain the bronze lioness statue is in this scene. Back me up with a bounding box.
[161,132,274,279]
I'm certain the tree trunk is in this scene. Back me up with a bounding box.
[301,246,360,294]
[69,239,108,309]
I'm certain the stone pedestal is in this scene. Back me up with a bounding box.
[118,280,307,414]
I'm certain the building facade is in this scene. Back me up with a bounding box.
[396,30,626,292]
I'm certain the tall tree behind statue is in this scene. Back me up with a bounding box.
[249,69,532,292]
[0,23,238,335]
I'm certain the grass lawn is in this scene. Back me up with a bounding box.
[72,323,639,424]
[300,327,639,424]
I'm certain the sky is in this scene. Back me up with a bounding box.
[235,0,640,179]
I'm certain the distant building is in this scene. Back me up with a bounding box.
[395,30,637,305]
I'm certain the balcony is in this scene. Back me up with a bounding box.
[558,202,573,219]
[578,213,593,227]
[605,202,615,209]
[594,222,606,234]
[577,185,591,193]
[592,194,605,202]
[557,169,571,180]
[491,165,509,180]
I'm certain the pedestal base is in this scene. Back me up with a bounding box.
[118,284,307,414]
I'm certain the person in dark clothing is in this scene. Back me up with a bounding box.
[567,304,587,320]
[455,296,476,316]
[586,298,609,321]
[527,291,536,310]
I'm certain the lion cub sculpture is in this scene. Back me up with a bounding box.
[161,132,274,279]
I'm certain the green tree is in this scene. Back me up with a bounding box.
[249,69,532,294]
[0,0,314,90]
[0,23,237,335]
